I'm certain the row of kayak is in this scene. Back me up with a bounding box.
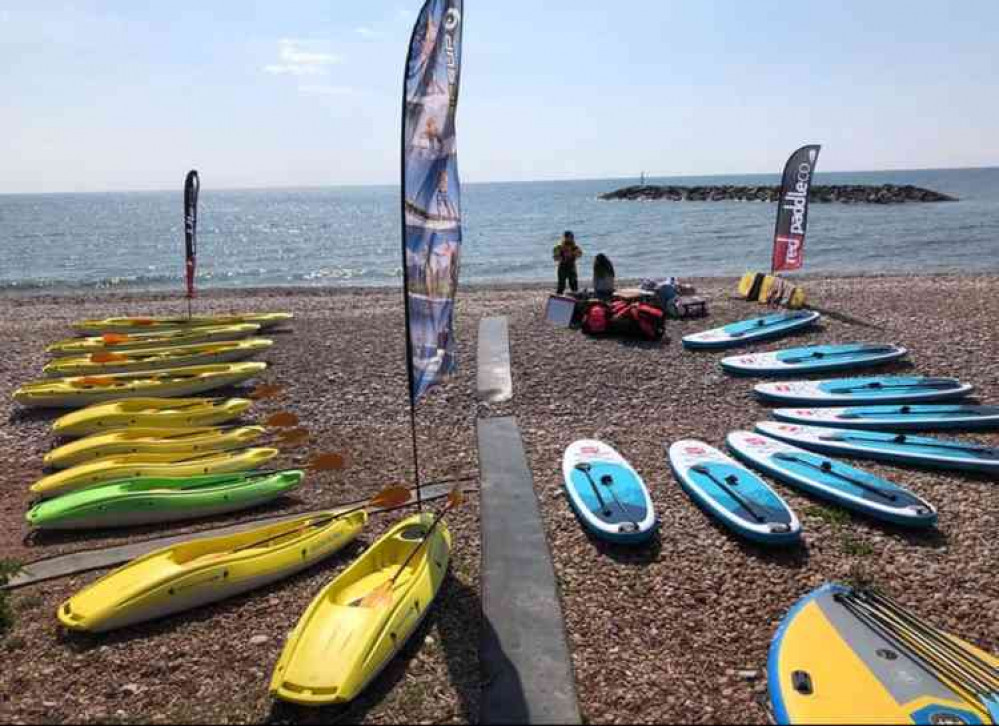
[14,312,293,408]
[56,506,452,706]
[27,312,466,707]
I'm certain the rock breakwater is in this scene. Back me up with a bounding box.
[599,184,958,203]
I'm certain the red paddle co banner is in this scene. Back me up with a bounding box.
[771,145,821,273]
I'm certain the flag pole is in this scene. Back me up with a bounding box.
[400,7,426,513]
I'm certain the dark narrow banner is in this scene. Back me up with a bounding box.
[402,0,464,402]
[184,170,200,299]
[771,145,821,273]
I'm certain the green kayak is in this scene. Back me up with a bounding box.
[26,470,304,530]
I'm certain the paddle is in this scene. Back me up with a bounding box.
[574,463,612,517]
[839,404,919,420]
[355,484,464,609]
[249,383,284,400]
[827,379,962,394]
[225,485,414,555]
[728,315,795,338]
[77,376,118,387]
[837,590,999,721]
[771,453,900,503]
[207,425,311,449]
[857,590,999,688]
[781,346,899,364]
[265,411,299,428]
[690,465,767,523]
[819,433,997,456]
[598,473,632,520]
[90,351,131,364]
[76,368,221,387]
[101,333,132,345]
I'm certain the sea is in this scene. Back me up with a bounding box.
[2,167,998,293]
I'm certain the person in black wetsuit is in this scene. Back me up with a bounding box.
[552,230,583,295]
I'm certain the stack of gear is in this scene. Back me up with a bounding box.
[737,271,806,309]
[581,299,666,341]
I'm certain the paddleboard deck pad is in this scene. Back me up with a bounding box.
[728,431,937,527]
[773,404,999,431]
[756,421,999,476]
[755,377,974,406]
[769,583,999,724]
[721,344,907,376]
[682,310,820,350]
[668,440,800,545]
[562,440,657,544]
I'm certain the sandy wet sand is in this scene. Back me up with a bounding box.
[1,274,997,723]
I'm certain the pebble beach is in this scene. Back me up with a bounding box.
[1,273,997,723]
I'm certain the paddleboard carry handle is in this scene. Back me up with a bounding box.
[782,345,899,365]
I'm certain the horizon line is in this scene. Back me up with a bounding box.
[2,164,997,197]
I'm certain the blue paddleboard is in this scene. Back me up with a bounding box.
[727,431,937,527]
[668,440,800,545]
[562,440,657,544]
[773,404,999,431]
[755,421,999,476]
[755,376,974,405]
[720,343,907,376]
[682,310,820,350]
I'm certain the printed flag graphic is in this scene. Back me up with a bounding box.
[401,0,464,402]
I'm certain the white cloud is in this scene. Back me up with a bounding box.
[298,84,355,97]
[264,39,340,76]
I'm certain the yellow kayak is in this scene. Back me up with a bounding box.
[270,513,451,706]
[14,362,267,409]
[52,397,253,438]
[30,447,279,499]
[43,426,266,469]
[58,510,367,632]
[44,339,274,377]
[72,313,293,335]
[46,323,261,356]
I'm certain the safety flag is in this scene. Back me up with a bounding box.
[184,170,199,299]
[771,145,821,273]
[401,0,464,402]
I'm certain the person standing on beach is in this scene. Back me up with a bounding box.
[552,231,583,295]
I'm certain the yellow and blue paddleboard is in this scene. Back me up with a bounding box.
[770,583,998,724]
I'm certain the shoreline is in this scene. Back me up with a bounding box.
[1,274,997,723]
[3,269,999,304]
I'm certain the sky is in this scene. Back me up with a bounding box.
[2,0,998,193]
